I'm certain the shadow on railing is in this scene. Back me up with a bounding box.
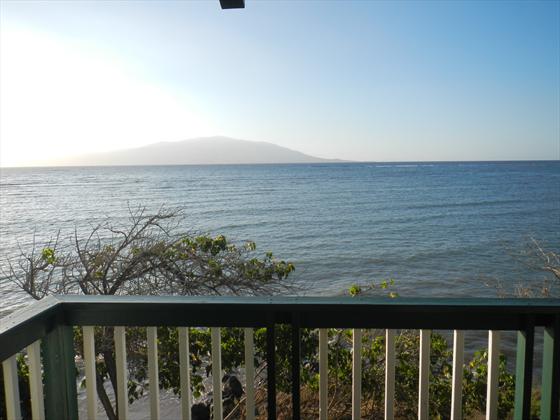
[0,296,559,420]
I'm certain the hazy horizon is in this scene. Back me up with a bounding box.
[1,1,559,166]
[1,135,559,169]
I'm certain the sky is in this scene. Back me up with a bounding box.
[0,0,559,166]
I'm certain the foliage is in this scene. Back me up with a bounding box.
[3,209,522,418]
[511,238,560,297]
[3,207,295,419]
[462,349,515,418]
[349,278,398,298]
[3,207,294,299]
[490,237,560,298]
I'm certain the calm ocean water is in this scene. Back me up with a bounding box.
[1,161,559,317]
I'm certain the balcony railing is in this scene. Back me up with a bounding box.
[0,296,559,420]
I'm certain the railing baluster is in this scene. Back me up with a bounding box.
[211,327,223,420]
[266,324,276,420]
[418,329,431,420]
[178,327,192,420]
[43,324,78,420]
[82,326,97,420]
[385,329,395,420]
[27,340,45,420]
[451,330,464,420]
[352,328,362,420]
[541,315,560,420]
[2,354,22,420]
[319,328,328,420]
[147,327,160,420]
[291,321,301,420]
[513,323,534,420]
[114,326,129,420]
[244,328,255,420]
[485,330,500,420]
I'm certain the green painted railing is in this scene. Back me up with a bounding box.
[0,296,559,420]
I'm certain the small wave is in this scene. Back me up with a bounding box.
[407,199,524,210]
[375,164,418,168]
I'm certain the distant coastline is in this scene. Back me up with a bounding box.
[2,135,558,169]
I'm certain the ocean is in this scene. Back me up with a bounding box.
[1,161,558,317]
[1,161,559,362]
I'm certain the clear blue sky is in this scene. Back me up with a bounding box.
[1,0,558,165]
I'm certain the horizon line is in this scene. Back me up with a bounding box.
[1,159,559,170]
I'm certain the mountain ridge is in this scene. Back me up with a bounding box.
[53,136,343,166]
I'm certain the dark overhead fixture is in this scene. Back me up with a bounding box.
[220,0,245,9]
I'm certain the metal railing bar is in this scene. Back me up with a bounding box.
[2,354,22,420]
[485,330,500,420]
[82,326,97,420]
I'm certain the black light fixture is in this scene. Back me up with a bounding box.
[219,0,245,9]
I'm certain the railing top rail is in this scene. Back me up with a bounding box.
[54,295,560,308]
[55,294,560,308]
[1,295,559,361]
[0,296,63,361]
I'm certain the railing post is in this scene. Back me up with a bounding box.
[319,328,328,420]
[291,315,301,420]
[27,340,45,420]
[266,324,276,420]
[147,327,160,420]
[385,329,395,420]
[486,330,500,420]
[114,326,129,420]
[513,321,534,420]
[541,315,560,420]
[418,329,431,420]
[178,327,192,420]
[211,327,223,420]
[291,318,301,420]
[352,328,362,420]
[451,330,464,420]
[244,328,255,420]
[82,326,97,420]
[42,324,78,420]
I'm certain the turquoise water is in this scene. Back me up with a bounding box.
[1,161,559,315]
